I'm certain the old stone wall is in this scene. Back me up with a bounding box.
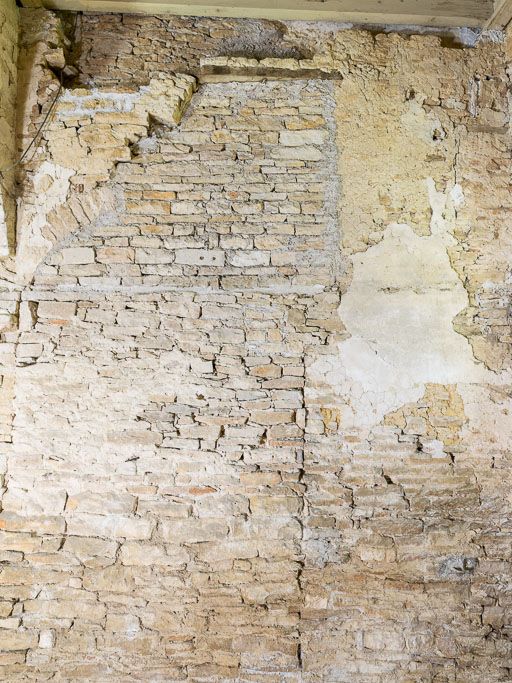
[0,0,18,256]
[0,9,511,682]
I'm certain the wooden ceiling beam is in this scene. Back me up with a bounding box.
[484,0,512,29]
[30,0,495,29]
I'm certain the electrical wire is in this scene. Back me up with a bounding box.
[0,80,63,178]
[0,12,79,180]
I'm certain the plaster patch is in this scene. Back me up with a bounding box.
[399,99,444,147]
[309,180,488,432]
[58,89,141,118]
[450,183,465,210]
[57,76,197,126]
[458,383,512,456]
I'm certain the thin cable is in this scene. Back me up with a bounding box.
[0,12,79,179]
[0,81,63,178]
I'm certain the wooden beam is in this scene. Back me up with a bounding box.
[484,0,512,29]
[35,0,494,29]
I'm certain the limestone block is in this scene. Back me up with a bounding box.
[174,249,224,266]
[66,492,136,515]
[171,201,204,215]
[65,514,153,540]
[0,630,38,652]
[160,518,228,544]
[37,301,77,320]
[119,542,188,567]
[58,247,95,265]
[279,130,326,146]
[228,251,270,267]
[272,146,323,161]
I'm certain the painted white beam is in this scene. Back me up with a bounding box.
[30,0,495,29]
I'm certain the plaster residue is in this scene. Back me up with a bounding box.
[384,383,467,450]
[309,180,489,432]
[335,79,457,255]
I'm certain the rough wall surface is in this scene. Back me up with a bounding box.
[0,10,511,682]
[0,0,18,256]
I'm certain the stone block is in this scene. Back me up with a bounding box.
[228,251,270,267]
[160,518,228,544]
[279,130,325,146]
[65,514,153,540]
[37,301,77,320]
[58,247,95,265]
[175,249,224,266]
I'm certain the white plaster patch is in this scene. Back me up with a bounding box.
[309,180,489,432]
[57,76,196,125]
[400,99,445,146]
[58,89,141,118]
[450,183,465,210]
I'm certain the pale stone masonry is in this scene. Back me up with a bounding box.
[0,6,511,682]
[0,0,18,256]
